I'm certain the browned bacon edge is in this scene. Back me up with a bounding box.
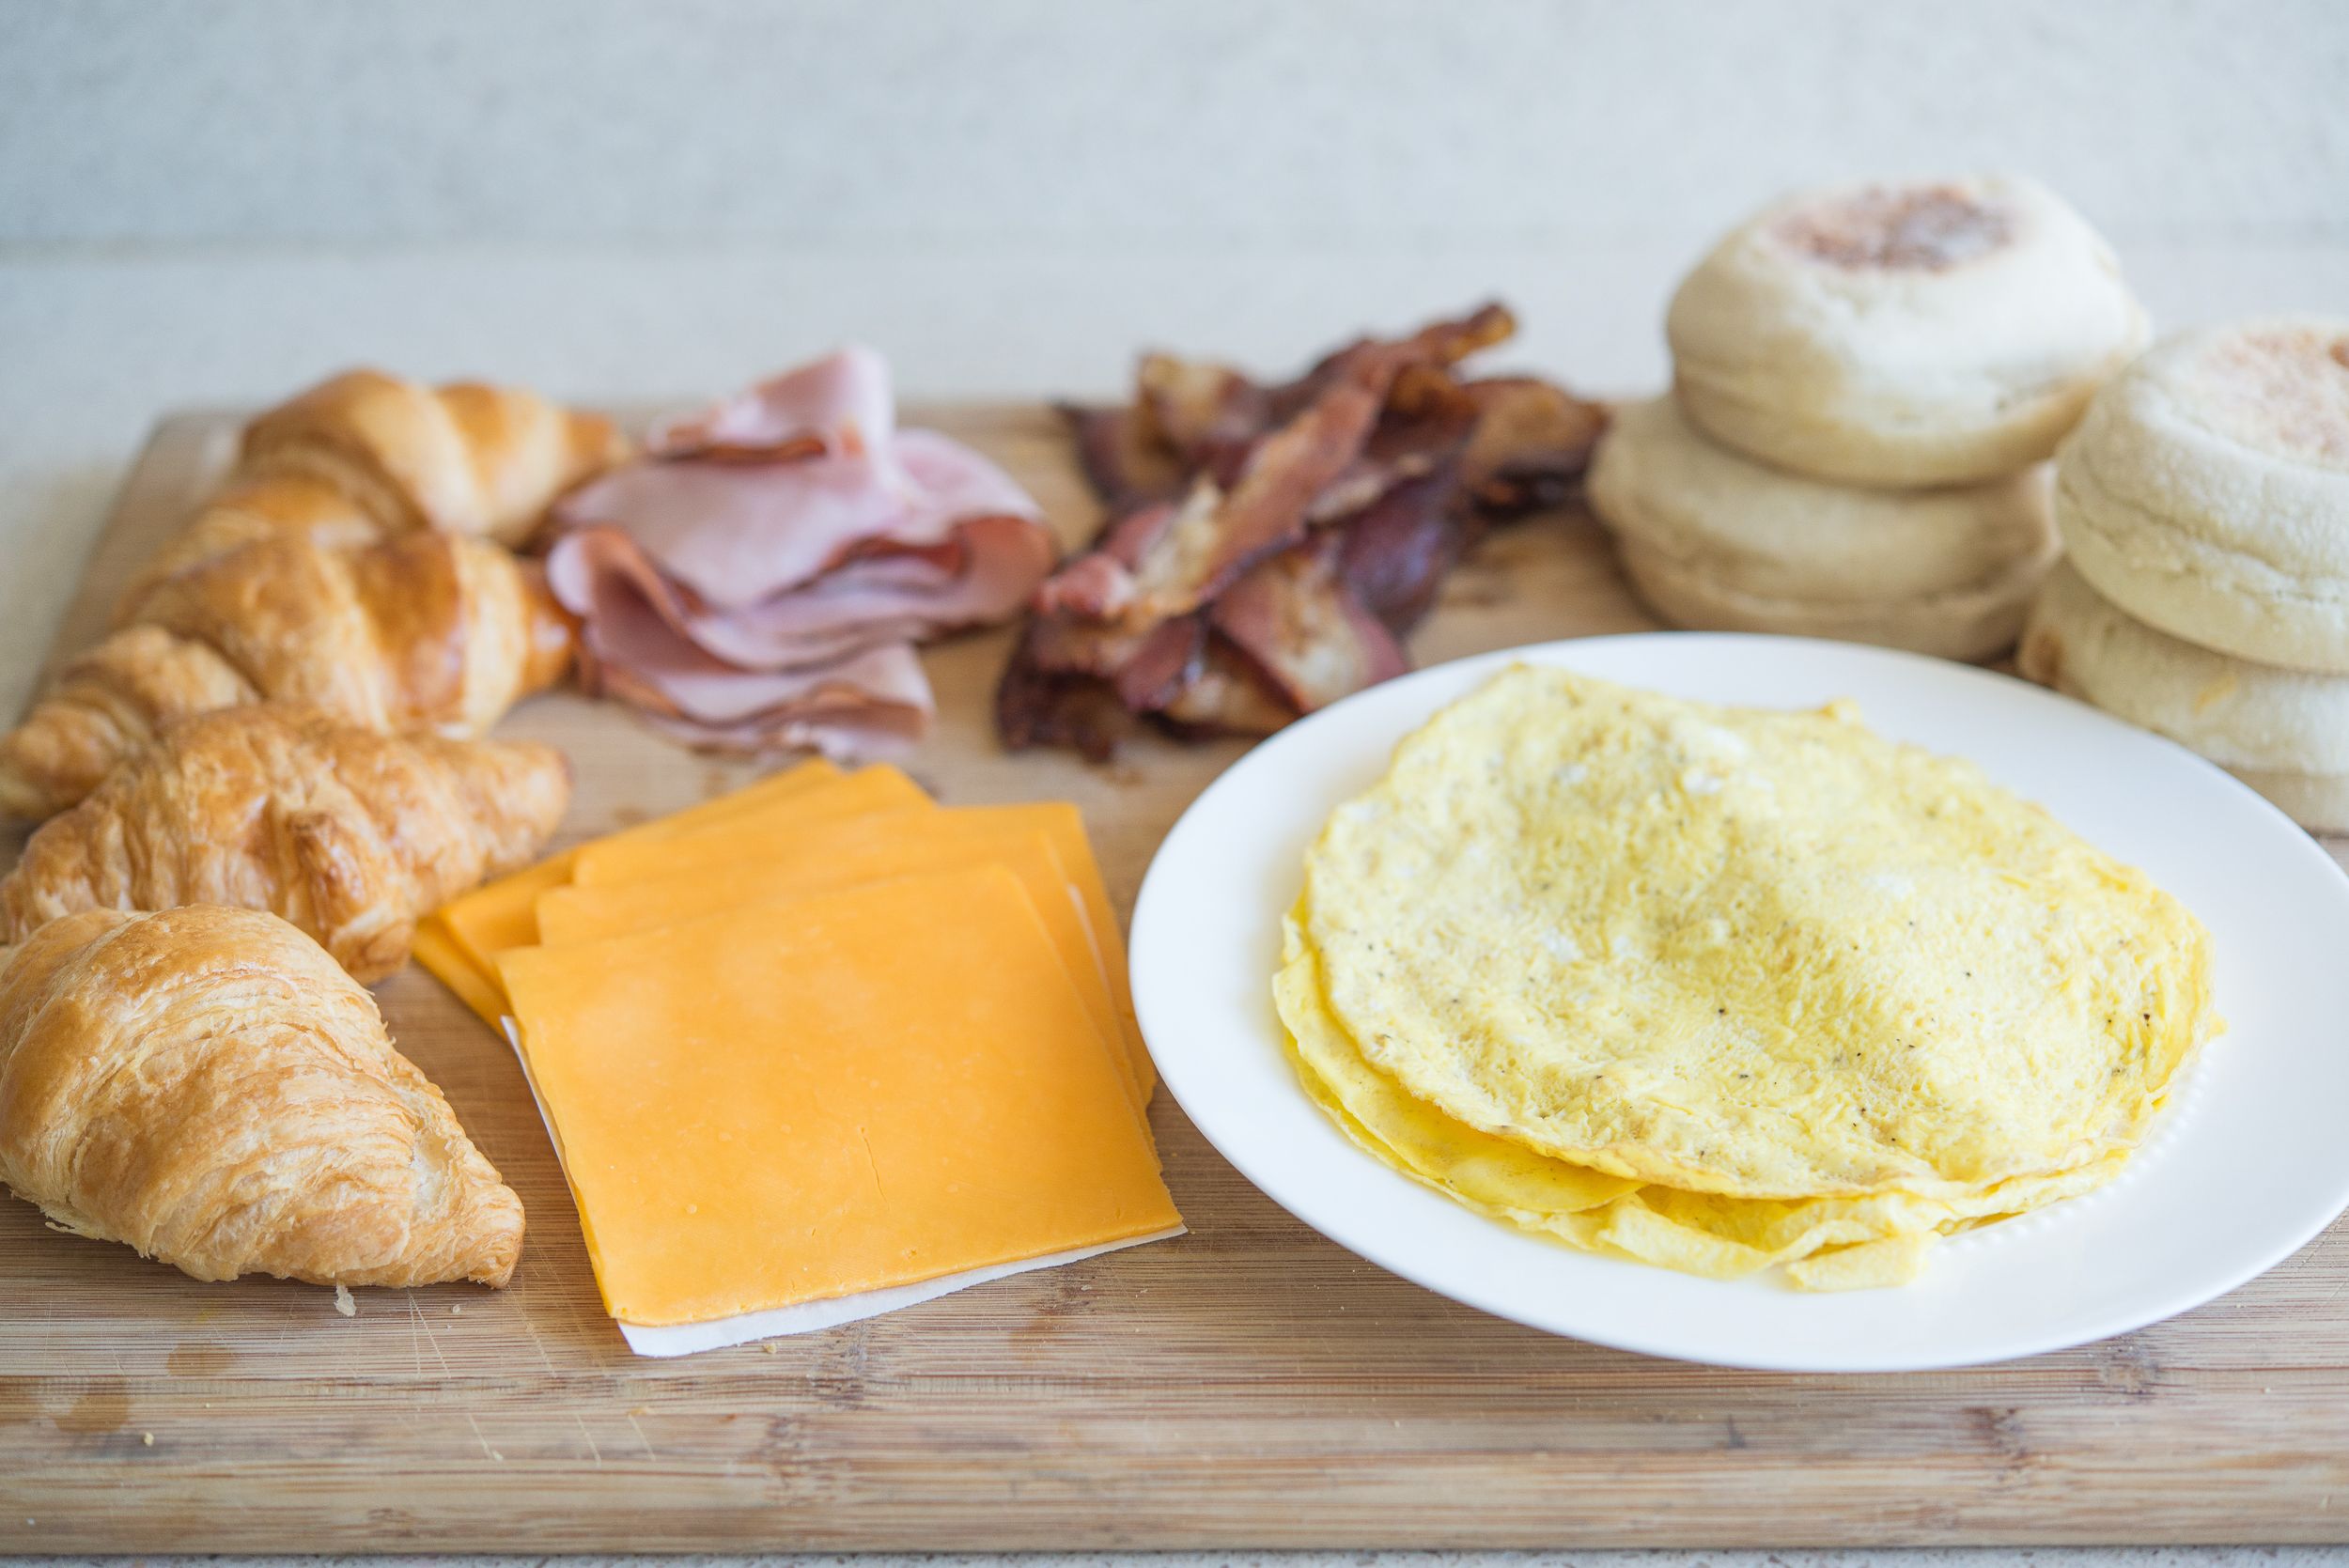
[1001,303,1608,757]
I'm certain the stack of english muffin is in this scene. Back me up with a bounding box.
[1592,174,2147,661]
[2019,318,2349,832]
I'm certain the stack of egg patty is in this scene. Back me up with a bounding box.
[1276,665,2216,1289]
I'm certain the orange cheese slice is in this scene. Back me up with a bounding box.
[977,805,1143,1091]
[418,759,911,1023]
[568,798,1151,1095]
[548,802,1153,1098]
[498,864,1180,1327]
[411,919,508,1023]
[566,764,932,886]
[428,757,843,998]
[534,826,1149,1131]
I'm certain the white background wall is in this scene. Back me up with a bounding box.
[0,0,2343,713]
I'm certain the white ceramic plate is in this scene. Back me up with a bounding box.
[1129,633,2349,1372]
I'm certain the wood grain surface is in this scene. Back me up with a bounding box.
[1,407,2345,1553]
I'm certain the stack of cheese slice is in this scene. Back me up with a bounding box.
[413,759,1181,1354]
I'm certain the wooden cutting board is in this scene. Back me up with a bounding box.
[3,406,2346,1554]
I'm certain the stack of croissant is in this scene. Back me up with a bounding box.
[0,369,625,1293]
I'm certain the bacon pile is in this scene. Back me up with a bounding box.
[543,349,1056,757]
[997,303,1607,758]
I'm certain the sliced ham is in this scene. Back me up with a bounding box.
[543,349,1054,756]
[588,640,933,762]
[549,514,1053,673]
[646,345,895,459]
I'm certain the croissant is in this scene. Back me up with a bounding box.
[123,368,625,606]
[0,905,523,1287]
[0,704,570,983]
[0,533,575,819]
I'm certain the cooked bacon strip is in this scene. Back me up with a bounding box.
[1270,302,1517,420]
[1157,634,1299,737]
[1137,353,1271,470]
[1210,535,1407,715]
[995,629,1134,762]
[1001,303,1601,757]
[1306,388,1479,525]
[1333,469,1471,635]
[1016,608,1155,678]
[1116,372,1375,624]
[1030,493,1190,621]
[1035,303,1519,638]
[1112,614,1207,712]
[1460,377,1609,518]
[1039,354,1383,632]
[1058,404,1189,512]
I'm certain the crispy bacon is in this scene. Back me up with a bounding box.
[1058,404,1189,512]
[1158,634,1299,737]
[1334,469,1471,636]
[1211,535,1408,715]
[1067,352,1388,631]
[1460,377,1609,518]
[999,303,1605,756]
[1307,385,1479,525]
[995,627,1133,762]
[1137,353,1272,470]
[1030,491,1191,620]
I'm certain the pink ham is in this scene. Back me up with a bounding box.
[586,641,934,763]
[646,345,896,458]
[542,349,1055,756]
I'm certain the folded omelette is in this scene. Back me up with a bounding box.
[1277,664,2215,1288]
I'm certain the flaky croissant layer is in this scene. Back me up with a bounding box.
[0,533,575,820]
[0,704,570,983]
[125,367,627,605]
[0,907,523,1287]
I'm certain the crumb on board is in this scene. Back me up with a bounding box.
[141,1433,154,1446]
[334,1284,356,1317]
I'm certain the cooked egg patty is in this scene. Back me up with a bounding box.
[1280,665,2214,1285]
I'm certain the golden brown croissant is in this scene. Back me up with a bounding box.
[1,533,576,819]
[0,905,522,1287]
[123,368,625,606]
[1,704,570,983]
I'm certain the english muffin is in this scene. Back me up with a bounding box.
[1588,396,2058,660]
[1668,174,2147,486]
[2021,559,2349,832]
[2056,318,2349,673]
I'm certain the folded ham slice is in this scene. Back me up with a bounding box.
[544,349,1055,757]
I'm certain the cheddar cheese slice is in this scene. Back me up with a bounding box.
[419,759,914,1023]
[499,864,1180,1327]
[536,807,1156,1103]
[533,825,1148,1127]
[432,757,843,987]
[971,805,1143,1093]
[411,918,508,1023]
[566,764,932,886]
